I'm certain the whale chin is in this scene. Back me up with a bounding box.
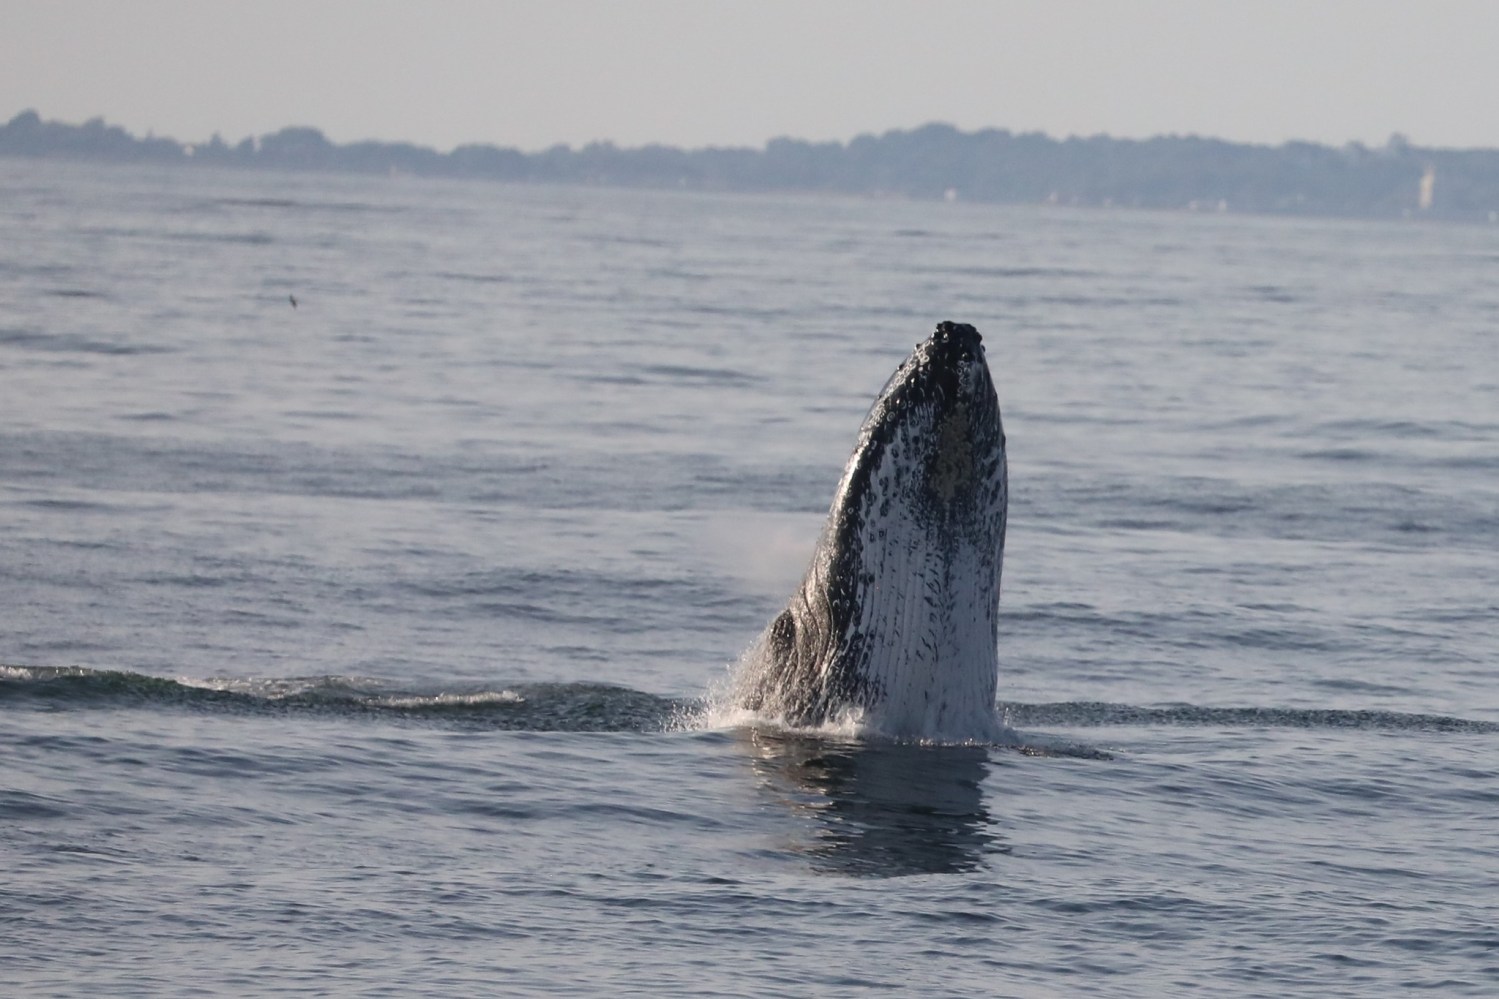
[733,322,1008,741]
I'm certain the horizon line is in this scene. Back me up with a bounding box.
[3,107,1457,158]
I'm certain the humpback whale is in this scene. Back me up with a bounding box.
[734,321,1008,739]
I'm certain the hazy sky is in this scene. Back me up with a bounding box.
[5,0,1497,152]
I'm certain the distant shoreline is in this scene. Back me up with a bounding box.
[4,109,1497,223]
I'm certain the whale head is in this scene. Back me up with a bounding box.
[735,321,1008,740]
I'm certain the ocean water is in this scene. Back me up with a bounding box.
[2,157,1497,997]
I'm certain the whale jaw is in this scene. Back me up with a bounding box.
[735,322,1008,740]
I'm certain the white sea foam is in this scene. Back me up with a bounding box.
[373,690,526,708]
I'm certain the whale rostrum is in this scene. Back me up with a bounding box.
[734,321,1008,739]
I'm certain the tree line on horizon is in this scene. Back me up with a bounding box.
[4,108,1499,222]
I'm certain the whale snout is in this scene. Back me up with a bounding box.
[928,320,984,364]
[915,321,987,391]
[902,321,993,412]
[932,320,982,347]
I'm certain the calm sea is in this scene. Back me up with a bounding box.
[3,158,1497,997]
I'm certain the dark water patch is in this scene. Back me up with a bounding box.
[591,233,670,249]
[0,665,684,732]
[134,572,236,589]
[216,197,299,209]
[0,328,171,356]
[1299,447,1378,462]
[165,229,275,246]
[211,196,394,214]
[75,224,150,240]
[1036,294,1184,309]
[435,271,512,284]
[0,260,73,280]
[45,288,105,299]
[1242,284,1301,303]
[980,266,1099,279]
[12,497,117,514]
[683,302,795,321]
[1096,516,1203,531]
[0,790,73,820]
[1202,412,1292,432]
[633,363,764,386]
[1003,701,1499,733]
[575,372,647,386]
[912,265,1100,280]
[1010,739,1116,761]
[1391,518,1441,534]
[1311,676,1420,697]
[1313,416,1497,440]
[647,267,711,282]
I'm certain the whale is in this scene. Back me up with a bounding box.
[733,321,1008,739]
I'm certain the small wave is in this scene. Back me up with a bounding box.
[914,265,1100,280]
[0,665,681,732]
[435,270,512,284]
[165,230,275,246]
[212,197,390,213]
[1298,447,1378,463]
[0,329,171,356]
[1311,417,1493,440]
[1002,701,1499,733]
[7,667,1490,738]
[632,363,762,387]
[215,197,299,209]
[1242,284,1301,303]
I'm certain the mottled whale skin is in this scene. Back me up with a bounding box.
[736,322,1008,738]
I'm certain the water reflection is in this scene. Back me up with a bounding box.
[739,729,1007,877]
